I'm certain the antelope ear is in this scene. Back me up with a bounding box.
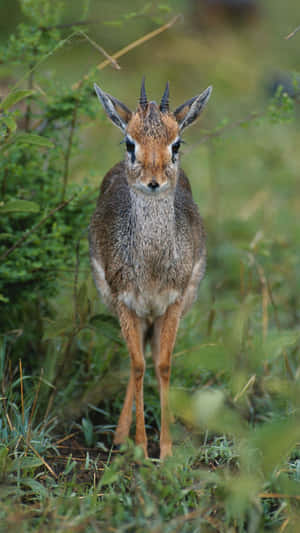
[174,86,212,132]
[94,83,132,132]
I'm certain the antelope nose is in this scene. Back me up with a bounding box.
[148,179,159,190]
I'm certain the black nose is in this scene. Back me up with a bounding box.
[148,180,159,190]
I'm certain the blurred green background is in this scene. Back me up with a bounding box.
[0,1,300,531]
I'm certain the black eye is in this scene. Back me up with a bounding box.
[171,140,181,162]
[126,138,136,163]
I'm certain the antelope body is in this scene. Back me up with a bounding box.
[89,79,212,459]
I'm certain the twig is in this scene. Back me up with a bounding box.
[283,351,294,380]
[0,192,77,262]
[73,238,81,324]
[96,15,181,70]
[27,369,43,446]
[248,250,269,339]
[40,19,100,31]
[6,412,14,431]
[44,390,55,422]
[250,249,282,339]
[185,110,264,155]
[24,48,37,132]
[279,518,290,533]
[266,277,281,329]
[259,492,300,501]
[79,30,120,70]
[183,86,298,172]
[61,104,78,201]
[54,330,78,387]
[72,15,181,90]
[257,262,269,340]
[234,375,256,403]
[285,25,300,40]
[11,31,80,94]
[28,441,57,478]
[55,432,79,445]
[19,359,24,425]
[1,167,8,197]
[24,69,34,131]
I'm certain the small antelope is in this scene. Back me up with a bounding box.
[89,79,212,459]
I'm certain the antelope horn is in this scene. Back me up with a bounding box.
[139,76,148,109]
[160,81,169,112]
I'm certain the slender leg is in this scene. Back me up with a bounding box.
[150,321,161,390]
[117,303,148,457]
[113,368,135,445]
[151,321,175,423]
[155,302,181,460]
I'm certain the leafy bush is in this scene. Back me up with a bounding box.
[0,0,98,373]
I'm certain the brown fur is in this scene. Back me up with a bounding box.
[127,106,179,142]
[89,82,212,459]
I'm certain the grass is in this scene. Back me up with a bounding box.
[1,0,300,531]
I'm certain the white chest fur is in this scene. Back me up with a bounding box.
[118,288,180,320]
[91,257,180,319]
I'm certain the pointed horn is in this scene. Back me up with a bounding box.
[160,81,169,112]
[139,76,147,109]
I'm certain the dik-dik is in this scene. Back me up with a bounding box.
[89,79,212,459]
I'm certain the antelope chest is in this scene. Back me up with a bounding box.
[90,190,193,320]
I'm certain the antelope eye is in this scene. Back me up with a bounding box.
[171,139,181,162]
[125,137,136,163]
[126,138,135,153]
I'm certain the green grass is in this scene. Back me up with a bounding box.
[1,0,300,531]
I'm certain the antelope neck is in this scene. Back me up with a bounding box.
[129,188,177,261]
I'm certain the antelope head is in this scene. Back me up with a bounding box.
[94,78,212,195]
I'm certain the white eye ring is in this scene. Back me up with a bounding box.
[169,137,181,162]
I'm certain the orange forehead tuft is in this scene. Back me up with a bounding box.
[127,104,179,145]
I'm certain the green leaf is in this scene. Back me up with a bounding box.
[0,447,10,471]
[158,4,172,13]
[89,313,122,343]
[98,465,120,487]
[21,478,49,498]
[103,20,123,27]
[43,317,74,340]
[81,417,94,447]
[1,115,17,133]
[89,314,119,329]
[249,418,300,476]
[1,199,40,215]
[16,134,54,148]
[0,90,34,111]
[10,456,43,472]
[263,330,300,360]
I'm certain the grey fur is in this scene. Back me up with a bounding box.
[89,84,211,457]
[89,162,206,321]
[90,87,209,322]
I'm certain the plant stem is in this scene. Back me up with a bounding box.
[61,103,78,201]
[1,167,8,196]
[73,237,81,324]
[24,49,37,132]
[72,15,181,90]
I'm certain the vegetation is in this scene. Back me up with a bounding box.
[0,0,299,531]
